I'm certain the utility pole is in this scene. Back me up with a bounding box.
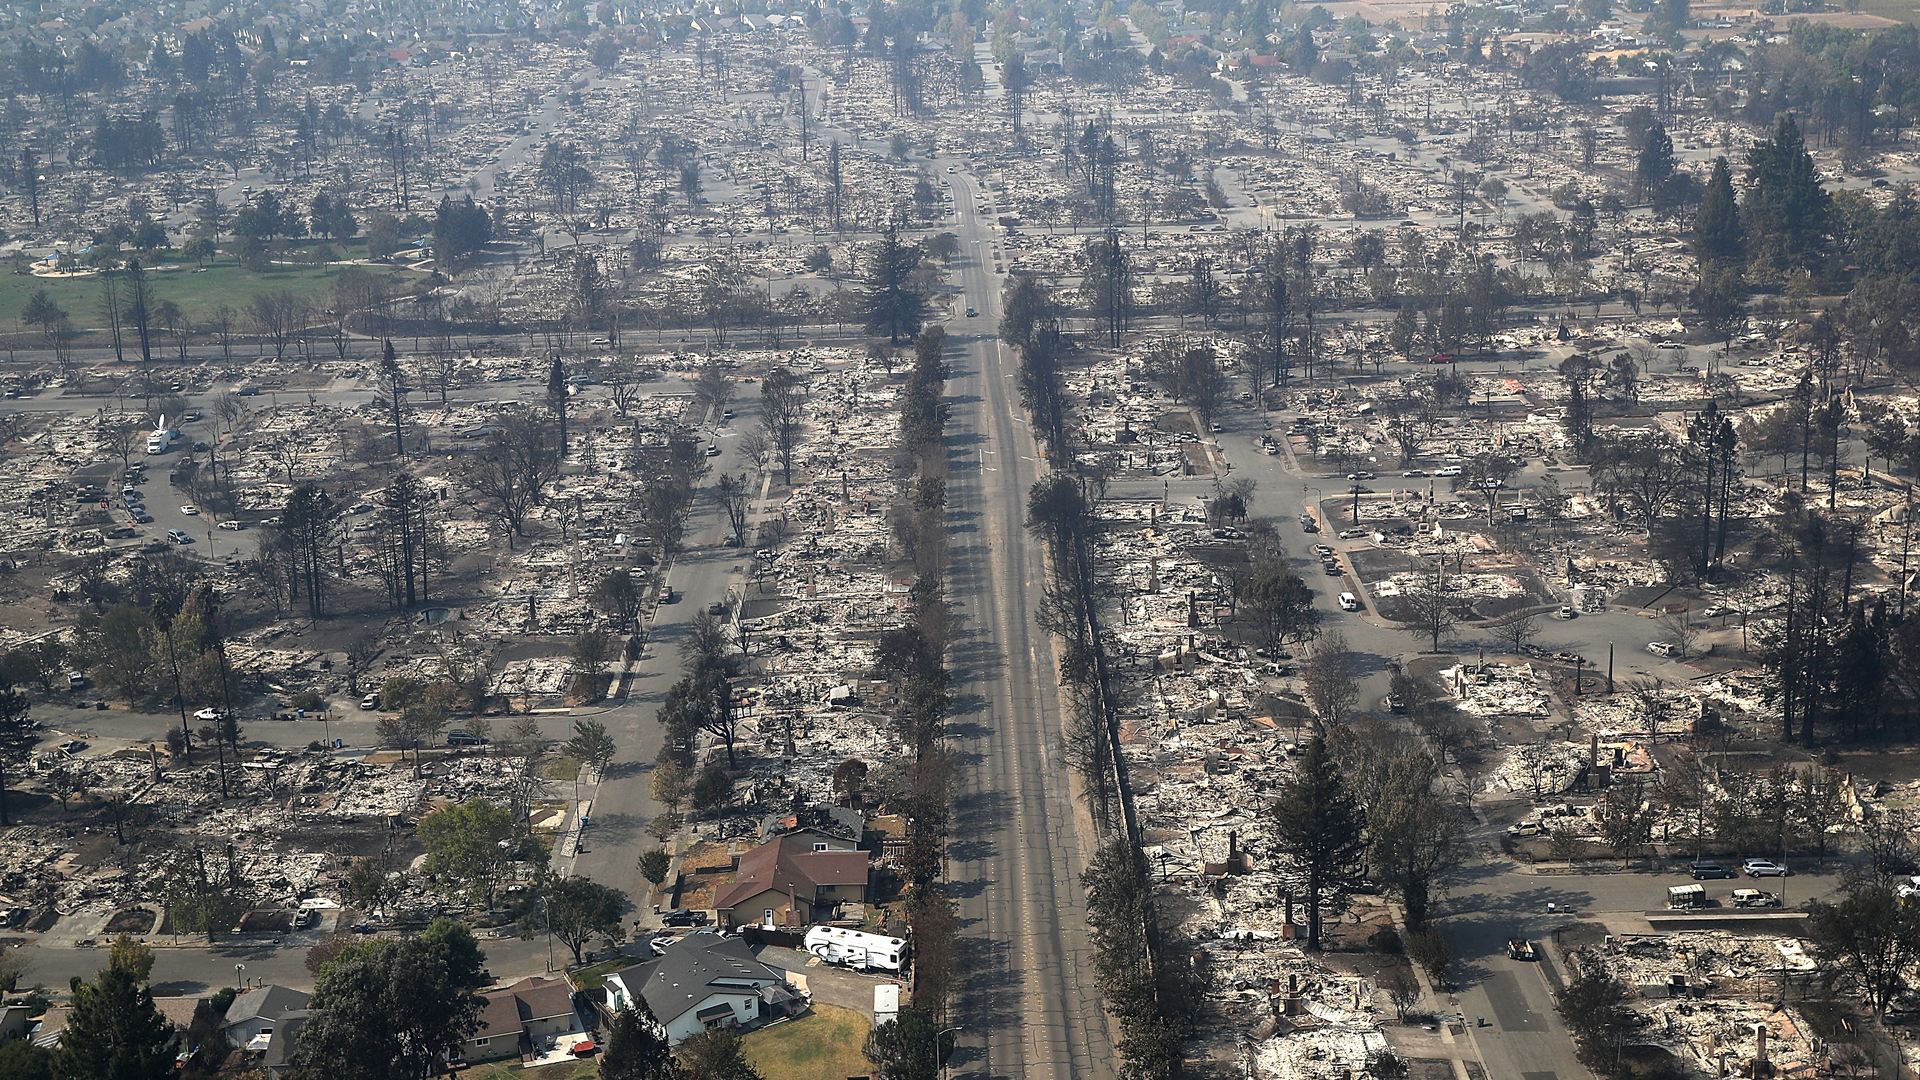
[1903,485,1914,621]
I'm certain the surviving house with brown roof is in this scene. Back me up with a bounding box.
[459,976,584,1064]
[711,836,872,929]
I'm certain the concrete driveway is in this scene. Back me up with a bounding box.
[752,944,893,1018]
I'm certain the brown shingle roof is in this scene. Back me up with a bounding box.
[473,977,574,1040]
[712,838,870,912]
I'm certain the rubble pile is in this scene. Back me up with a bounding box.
[1439,662,1551,717]
[1249,1023,1392,1080]
[1567,933,1821,1076]
[1374,571,1525,601]
[1486,740,1588,796]
[701,358,920,796]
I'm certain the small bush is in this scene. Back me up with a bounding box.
[691,768,734,814]
[638,849,671,886]
[568,672,608,704]
[1368,1050,1409,1079]
[1369,927,1402,954]
[1406,925,1454,989]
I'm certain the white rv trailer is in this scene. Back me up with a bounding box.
[802,926,908,972]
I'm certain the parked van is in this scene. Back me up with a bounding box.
[1338,592,1361,612]
[802,926,908,972]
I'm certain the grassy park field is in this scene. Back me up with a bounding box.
[0,244,425,349]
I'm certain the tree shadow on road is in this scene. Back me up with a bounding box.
[943,719,993,742]
[956,935,1018,1033]
[943,876,989,901]
[600,761,652,782]
[582,811,641,835]
[948,692,990,717]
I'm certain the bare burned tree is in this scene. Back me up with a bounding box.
[715,473,752,545]
[1659,609,1702,658]
[593,569,644,631]
[377,340,408,456]
[343,631,383,696]
[603,356,642,417]
[1627,678,1674,743]
[103,418,144,473]
[249,290,306,362]
[1454,451,1520,523]
[1490,612,1543,655]
[124,260,157,363]
[1399,571,1459,654]
[377,471,437,607]
[693,366,734,423]
[760,367,806,486]
[277,483,344,620]
[461,410,561,547]
[736,429,769,469]
[415,352,457,405]
[634,429,712,553]
[1302,631,1360,728]
[210,305,237,363]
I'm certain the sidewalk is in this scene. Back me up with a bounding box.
[1382,901,1487,1080]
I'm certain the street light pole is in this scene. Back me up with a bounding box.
[936,1026,963,1080]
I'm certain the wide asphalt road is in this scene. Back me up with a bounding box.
[941,164,1116,1080]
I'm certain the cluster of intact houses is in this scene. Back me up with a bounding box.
[0,805,898,1070]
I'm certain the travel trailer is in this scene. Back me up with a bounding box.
[802,926,907,972]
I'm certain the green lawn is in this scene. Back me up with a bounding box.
[566,955,633,993]
[0,252,424,342]
[741,1005,872,1080]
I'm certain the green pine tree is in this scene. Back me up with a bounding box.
[1745,113,1831,275]
[602,1002,683,1080]
[58,937,177,1080]
[1693,157,1742,267]
[863,224,928,345]
[1271,734,1368,949]
[1633,122,1675,201]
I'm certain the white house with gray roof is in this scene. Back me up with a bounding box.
[601,933,799,1044]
